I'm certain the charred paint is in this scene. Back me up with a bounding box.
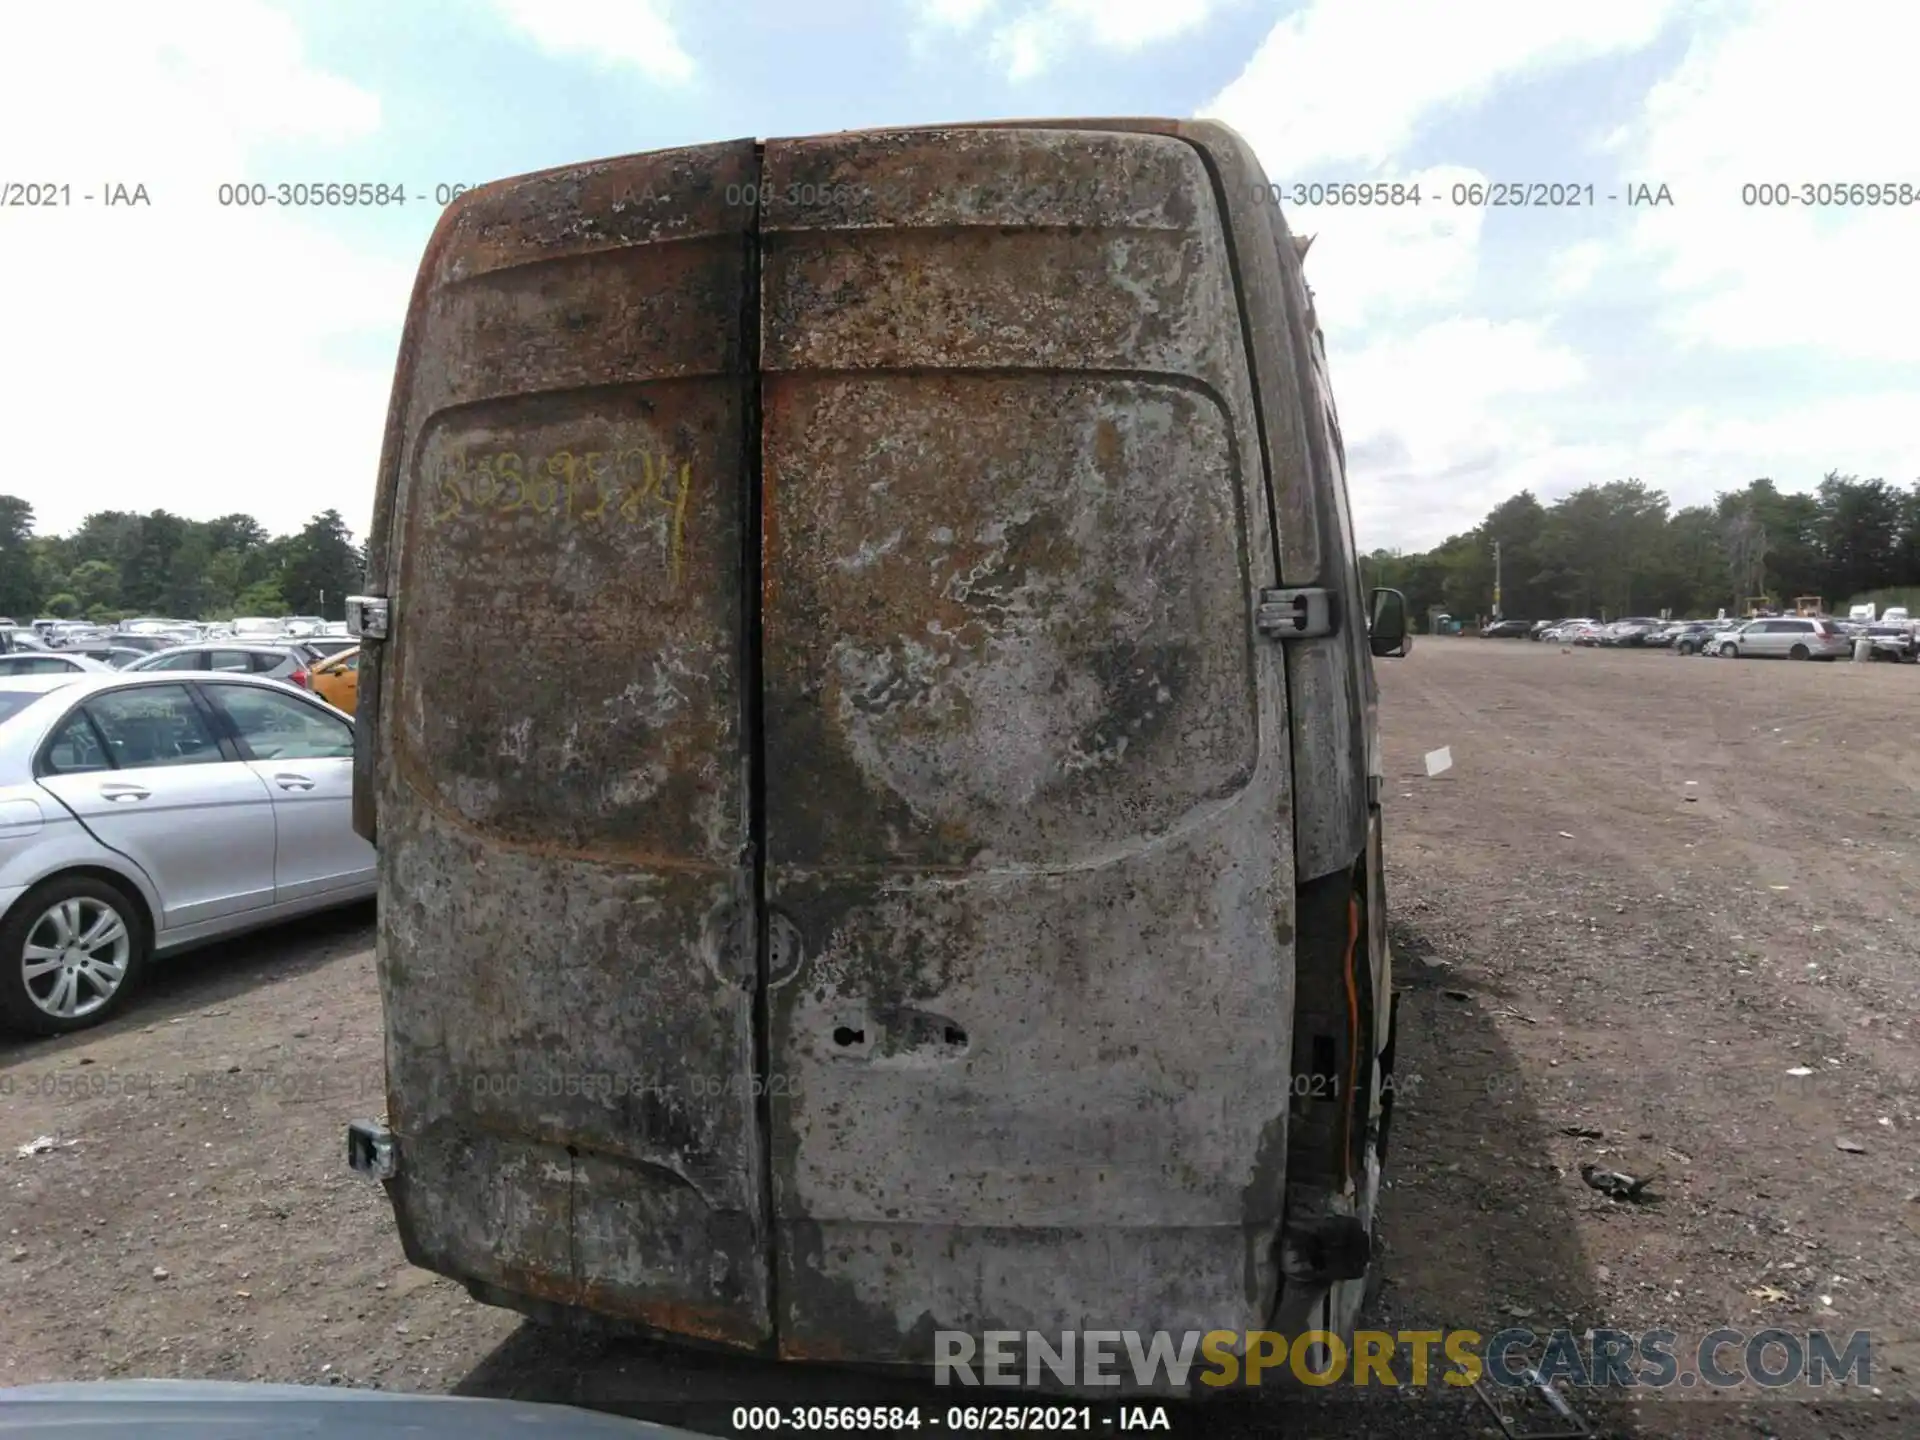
[365,123,1321,1389]
[369,140,774,1350]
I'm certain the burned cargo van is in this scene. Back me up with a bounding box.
[345,119,1413,1393]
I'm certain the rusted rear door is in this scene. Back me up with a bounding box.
[363,143,774,1346]
[756,128,1299,1357]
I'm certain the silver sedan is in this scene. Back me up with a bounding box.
[0,671,375,1035]
[0,651,116,676]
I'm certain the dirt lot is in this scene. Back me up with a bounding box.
[4,637,1917,1437]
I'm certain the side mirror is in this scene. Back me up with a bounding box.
[1369,587,1412,658]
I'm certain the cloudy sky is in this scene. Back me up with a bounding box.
[3,0,1913,554]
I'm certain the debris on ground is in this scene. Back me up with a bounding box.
[1561,1125,1605,1139]
[1835,1138,1868,1154]
[1424,746,1454,777]
[14,1136,74,1158]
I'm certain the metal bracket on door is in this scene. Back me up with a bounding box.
[345,595,390,641]
[1257,587,1336,640]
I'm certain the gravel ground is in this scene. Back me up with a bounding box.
[3,636,1916,1438]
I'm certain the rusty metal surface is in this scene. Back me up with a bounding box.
[359,119,1379,1390]
[367,141,772,1347]
[928,117,1368,884]
[757,127,1297,1362]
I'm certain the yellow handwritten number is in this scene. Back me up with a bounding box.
[579,452,609,521]
[495,452,525,512]
[431,454,464,523]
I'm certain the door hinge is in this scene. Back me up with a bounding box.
[1258,587,1336,640]
[345,595,390,641]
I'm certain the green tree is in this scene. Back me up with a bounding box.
[234,578,288,616]
[67,558,121,613]
[0,495,37,618]
[1817,472,1902,599]
[277,510,360,617]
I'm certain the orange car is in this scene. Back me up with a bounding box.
[310,645,359,714]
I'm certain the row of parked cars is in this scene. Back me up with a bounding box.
[1483,613,1920,661]
[0,613,374,1038]
[0,617,361,713]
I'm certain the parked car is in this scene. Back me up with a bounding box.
[107,631,198,654]
[1603,617,1664,646]
[120,643,317,690]
[1665,621,1720,655]
[69,646,148,669]
[309,646,360,715]
[1864,622,1919,662]
[1569,621,1609,645]
[1712,616,1851,660]
[1482,619,1532,638]
[3,629,49,652]
[43,624,111,649]
[0,652,116,677]
[0,671,373,1034]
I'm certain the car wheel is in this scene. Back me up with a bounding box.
[0,876,150,1037]
[1719,642,1739,657]
[1790,643,1810,660]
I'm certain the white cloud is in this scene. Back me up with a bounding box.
[941,0,1217,80]
[0,1,411,540]
[1202,0,1687,174]
[1618,0,1920,362]
[918,0,998,29]
[1288,166,1490,331]
[493,0,694,84]
[1544,239,1608,300]
[1207,0,1919,551]
[1335,319,1589,544]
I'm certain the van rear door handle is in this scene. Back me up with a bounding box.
[99,783,149,802]
[274,774,316,791]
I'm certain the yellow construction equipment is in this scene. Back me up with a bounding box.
[1794,595,1824,616]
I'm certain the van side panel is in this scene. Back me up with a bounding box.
[364,144,776,1347]
[757,129,1296,1363]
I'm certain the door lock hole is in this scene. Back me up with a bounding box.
[833,1026,866,1047]
[943,1025,967,1046]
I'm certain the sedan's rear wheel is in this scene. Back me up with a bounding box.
[0,876,149,1036]
[1790,643,1810,660]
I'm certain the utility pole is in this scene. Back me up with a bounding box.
[1491,540,1502,620]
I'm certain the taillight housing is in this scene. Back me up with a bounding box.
[291,668,310,688]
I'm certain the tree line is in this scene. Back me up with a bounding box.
[8,473,1917,631]
[0,497,367,623]
[1360,474,1920,623]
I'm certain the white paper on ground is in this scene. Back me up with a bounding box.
[1424,746,1453,777]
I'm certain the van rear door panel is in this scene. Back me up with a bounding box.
[369,143,774,1345]
[758,129,1297,1356]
